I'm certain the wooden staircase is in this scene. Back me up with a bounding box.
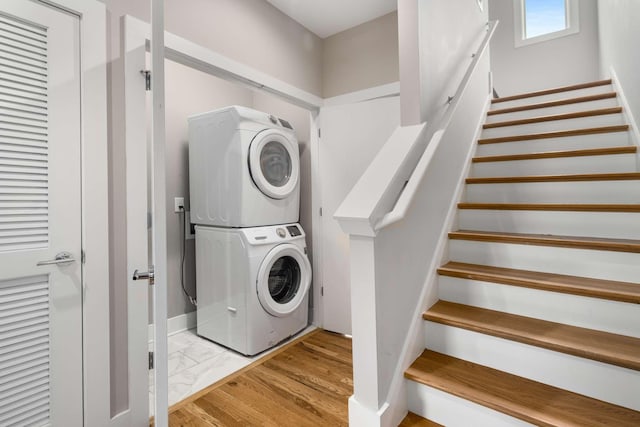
[403,79,640,426]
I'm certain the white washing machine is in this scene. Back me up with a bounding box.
[195,223,311,356]
[188,106,300,228]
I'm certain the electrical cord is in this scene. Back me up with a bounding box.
[179,206,197,306]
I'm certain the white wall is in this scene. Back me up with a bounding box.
[488,0,600,96]
[597,0,640,125]
[418,0,488,122]
[399,0,488,125]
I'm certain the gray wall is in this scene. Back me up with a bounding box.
[597,0,640,125]
[322,12,399,98]
[100,0,323,416]
[164,59,255,320]
[488,0,600,96]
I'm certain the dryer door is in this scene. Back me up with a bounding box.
[257,243,311,317]
[249,129,299,199]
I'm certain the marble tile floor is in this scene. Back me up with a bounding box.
[148,324,317,416]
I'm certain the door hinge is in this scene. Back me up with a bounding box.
[149,351,154,370]
[141,70,151,91]
[318,128,321,138]
[81,250,86,264]
[319,207,323,217]
[321,286,324,297]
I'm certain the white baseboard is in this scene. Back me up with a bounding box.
[148,311,196,342]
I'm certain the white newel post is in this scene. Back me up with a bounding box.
[332,213,392,426]
[348,234,390,426]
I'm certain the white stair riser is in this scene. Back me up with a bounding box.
[476,131,631,156]
[438,276,640,338]
[490,85,614,110]
[485,97,620,124]
[457,210,640,240]
[471,153,637,177]
[448,240,640,283]
[481,114,625,139]
[465,180,640,204]
[424,322,640,411]
[406,380,533,427]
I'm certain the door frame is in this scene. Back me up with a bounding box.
[30,0,110,425]
[122,12,400,419]
[122,14,323,422]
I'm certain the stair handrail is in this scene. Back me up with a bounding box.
[375,20,498,232]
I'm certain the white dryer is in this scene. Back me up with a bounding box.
[188,106,300,228]
[195,223,311,356]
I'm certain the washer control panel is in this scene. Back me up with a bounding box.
[242,223,305,245]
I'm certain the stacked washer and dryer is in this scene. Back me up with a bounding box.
[188,106,311,356]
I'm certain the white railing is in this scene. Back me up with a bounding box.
[335,21,498,427]
[374,21,498,231]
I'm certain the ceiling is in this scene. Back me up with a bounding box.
[265,0,397,39]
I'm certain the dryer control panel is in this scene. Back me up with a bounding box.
[242,223,306,245]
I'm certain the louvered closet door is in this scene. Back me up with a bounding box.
[0,2,82,426]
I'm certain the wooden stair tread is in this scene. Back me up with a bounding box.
[473,146,637,163]
[424,301,640,370]
[438,261,640,304]
[478,125,629,144]
[483,107,622,129]
[457,203,640,212]
[448,230,640,253]
[488,92,618,116]
[399,412,443,427]
[466,172,640,184]
[405,350,640,427]
[491,79,612,104]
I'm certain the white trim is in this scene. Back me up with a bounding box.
[148,311,197,341]
[323,81,400,107]
[514,0,580,48]
[609,67,640,149]
[123,16,322,111]
[123,12,150,426]
[34,0,110,425]
[150,1,169,425]
[309,110,323,327]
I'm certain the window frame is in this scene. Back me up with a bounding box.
[514,0,580,48]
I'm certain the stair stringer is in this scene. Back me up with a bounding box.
[381,96,492,426]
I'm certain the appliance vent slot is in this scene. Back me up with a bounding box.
[0,13,48,253]
[0,274,50,427]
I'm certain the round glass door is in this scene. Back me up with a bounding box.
[249,129,299,199]
[257,244,311,317]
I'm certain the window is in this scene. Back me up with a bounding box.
[514,0,580,47]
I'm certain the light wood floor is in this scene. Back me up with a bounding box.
[167,329,353,426]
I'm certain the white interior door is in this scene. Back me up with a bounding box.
[319,96,400,335]
[0,1,82,425]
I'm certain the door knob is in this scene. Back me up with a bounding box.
[133,266,154,285]
[37,251,76,267]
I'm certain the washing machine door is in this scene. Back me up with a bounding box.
[249,129,299,199]
[257,243,311,317]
